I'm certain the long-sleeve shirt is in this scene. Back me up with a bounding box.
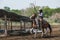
[38,12,43,17]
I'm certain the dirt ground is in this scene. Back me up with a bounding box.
[0,25,60,40]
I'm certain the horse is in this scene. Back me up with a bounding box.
[30,18,52,38]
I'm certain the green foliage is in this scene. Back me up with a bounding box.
[4,6,10,11]
[3,6,60,23]
[43,6,53,18]
[3,6,60,17]
[24,6,40,16]
[53,8,60,13]
[54,18,60,23]
[11,9,22,15]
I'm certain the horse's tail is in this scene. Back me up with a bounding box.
[48,24,52,35]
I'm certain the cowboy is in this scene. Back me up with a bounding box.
[38,9,43,21]
[38,9,43,29]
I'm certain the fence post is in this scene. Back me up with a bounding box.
[4,15,7,36]
[11,21,12,30]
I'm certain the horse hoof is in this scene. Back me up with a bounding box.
[41,34,46,38]
[33,37,37,39]
[41,36,45,38]
[41,35,43,38]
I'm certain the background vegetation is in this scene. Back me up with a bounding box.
[3,6,60,23]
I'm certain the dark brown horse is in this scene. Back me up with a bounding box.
[30,13,52,37]
[31,19,52,37]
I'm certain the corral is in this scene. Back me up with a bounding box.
[0,9,32,36]
[0,9,60,40]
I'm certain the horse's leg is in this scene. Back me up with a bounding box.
[32,21,37,38]
[41,28,44,37]
[30,28,33,34]
[34,29,37,38]
[30,22,34,34]
[40,20,44,37]
[48,24,52,36]
[44,28,48,36]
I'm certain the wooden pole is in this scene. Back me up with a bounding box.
[31,22,33,28]
[8,18,10,30]
[0,22,1,29]
[11,21,12,30]
[20,21,21,30]
[24,22,25,30]
[20,21,22,30]
[4,15,7,36]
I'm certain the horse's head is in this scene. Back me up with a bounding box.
[30,13,37,19]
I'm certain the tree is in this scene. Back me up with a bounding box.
[11,9,22,15]
[43,6,53,18]
[4,6,10,11]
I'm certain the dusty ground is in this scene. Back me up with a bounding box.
[0,25,60,40]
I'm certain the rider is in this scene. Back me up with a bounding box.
[38,8,43,29]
